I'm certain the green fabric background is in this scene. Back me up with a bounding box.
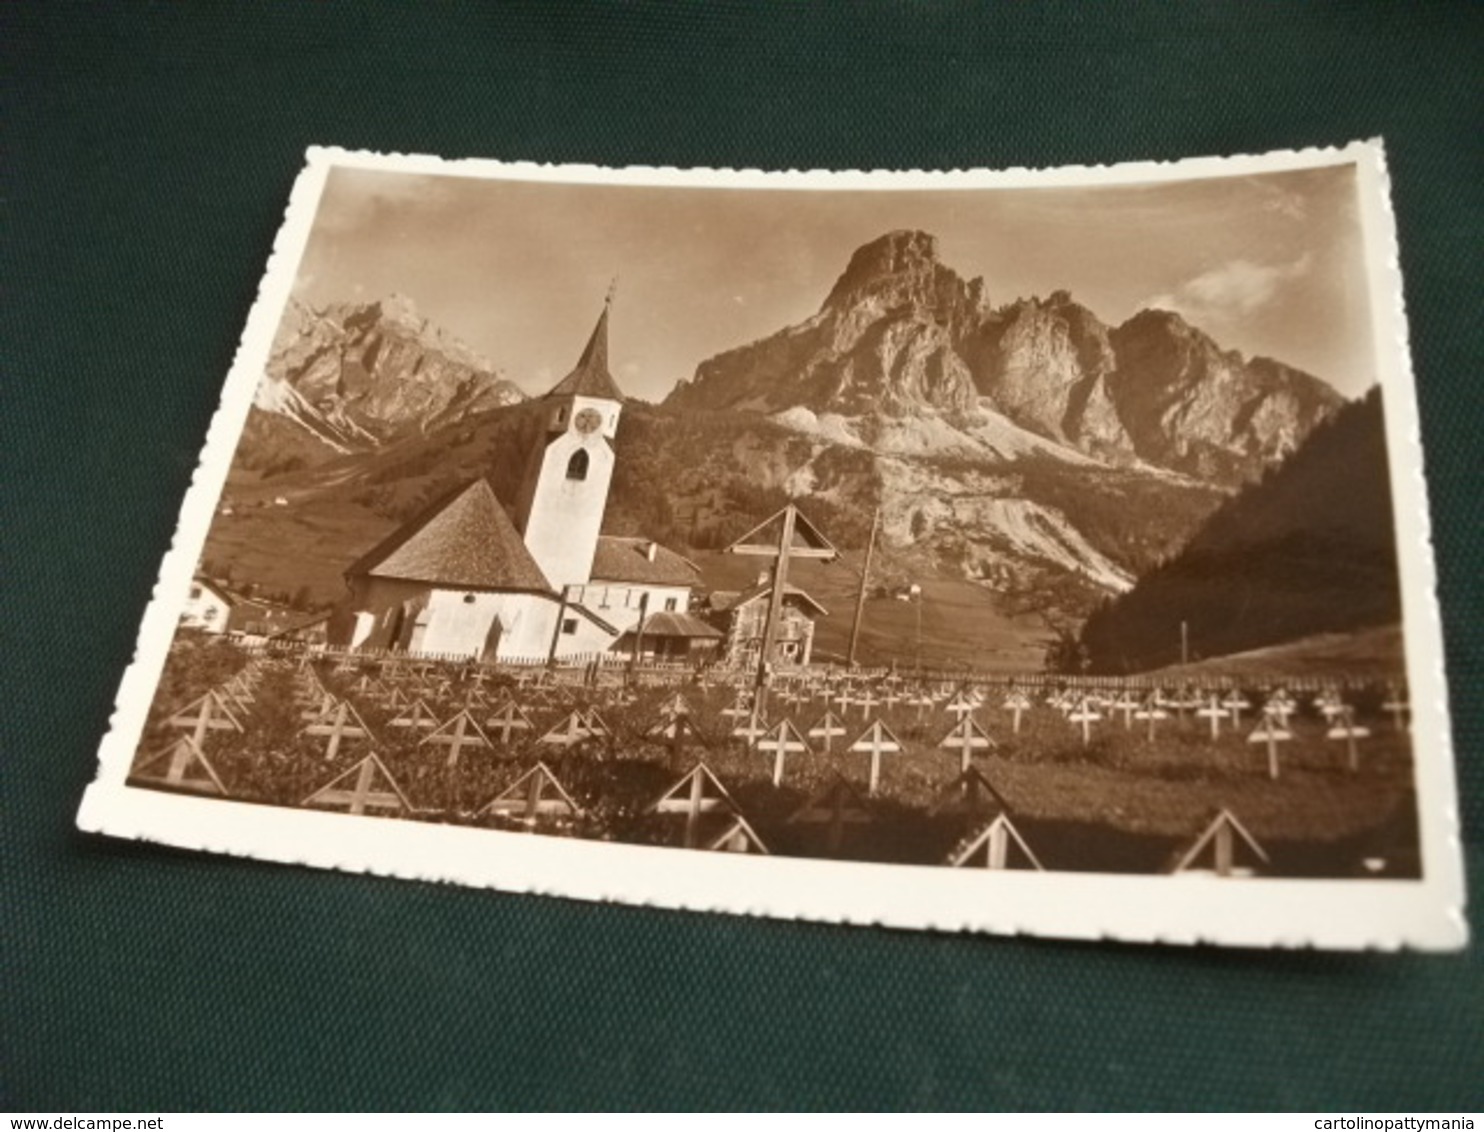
[4,1,1481,1111]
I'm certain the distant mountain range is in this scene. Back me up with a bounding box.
[239,294,525,474]
[226,232,1356,626]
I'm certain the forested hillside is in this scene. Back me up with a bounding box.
[1078,388,1399,672]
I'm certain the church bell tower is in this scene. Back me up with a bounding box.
[513,294,625,592]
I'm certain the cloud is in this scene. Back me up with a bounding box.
[1146,254,1312,324]
[1250,177,1309,222]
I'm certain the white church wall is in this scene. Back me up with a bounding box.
[549,606,620,659]
[421,588,561,661]
[329,575,616,662]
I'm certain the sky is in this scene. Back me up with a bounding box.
[288,162,1375,402]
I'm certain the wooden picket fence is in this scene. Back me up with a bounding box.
[240,637,1392,695]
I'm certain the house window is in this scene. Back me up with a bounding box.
[561,618,578,635]
[664,597,678,611]
[566,450,589,481]
[189,584,202,600]
[203,607,217,622]
[463,593,477,604]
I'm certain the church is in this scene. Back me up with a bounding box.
[327,299,720,663]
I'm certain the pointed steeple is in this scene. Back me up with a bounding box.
[547,289,625,401]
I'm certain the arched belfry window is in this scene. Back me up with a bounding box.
[566,449,589,481]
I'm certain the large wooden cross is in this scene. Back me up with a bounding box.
[136,737,227,795]
[1326,706,1371,773]
[807,711,847,754]
[479,763,581,823]
[649,713,698,755]
[1002,690,1032,734]
[303,754,409,816]
[652,763,735,849]
[1247,712,1293,779]
[1381,686,1410,732]
[1066,698,1102,747]
[421,709,493,768]
[388,698,440,732]
[1220,690,1251,727]
[539,710,593,749]
[1111,691,1141,730]
[484,700,534,744]
[1173,808,1270,877]
[949,814,1043,871]
[726,503,837,710]
[849,719,904,796]
[1196,695,1230,740]
[788,776,872,854]
[757,719,811,785]
[944,689,976,722]
[168,692,243,755]
[938,715,995,773]
[730,708,770,749]
[1134,695,1168,742]
[658,692,693,720]
[302,700,373,761]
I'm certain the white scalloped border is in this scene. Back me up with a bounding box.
[77,140,1467,951]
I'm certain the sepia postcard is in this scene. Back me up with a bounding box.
[78,141,1466,949]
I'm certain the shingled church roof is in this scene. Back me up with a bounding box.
[546,300,625,401]
[591,536,702,587]
[347,479,552,592]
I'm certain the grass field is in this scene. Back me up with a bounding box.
[130,637,1419,879]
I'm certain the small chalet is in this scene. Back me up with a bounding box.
[708,581,828,669]
[179,577,307,642]
[616,609,724,663]
[180,578,234,634]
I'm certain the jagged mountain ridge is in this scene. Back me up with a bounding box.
[666,229,1345,483]
[239,294,526,473]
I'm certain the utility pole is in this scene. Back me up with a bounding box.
[913,583,923,675]
[1181,619,1189,667]
[846,507,880,668]
[627,591,650,680]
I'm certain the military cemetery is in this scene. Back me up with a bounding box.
[81,145,1460,952]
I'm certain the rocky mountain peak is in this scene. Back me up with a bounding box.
[824,229,937,303]
[245,295,526,471]
[822,229,989,323]
[341,292,425,337]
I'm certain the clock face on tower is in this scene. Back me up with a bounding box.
[573,408,603,435]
